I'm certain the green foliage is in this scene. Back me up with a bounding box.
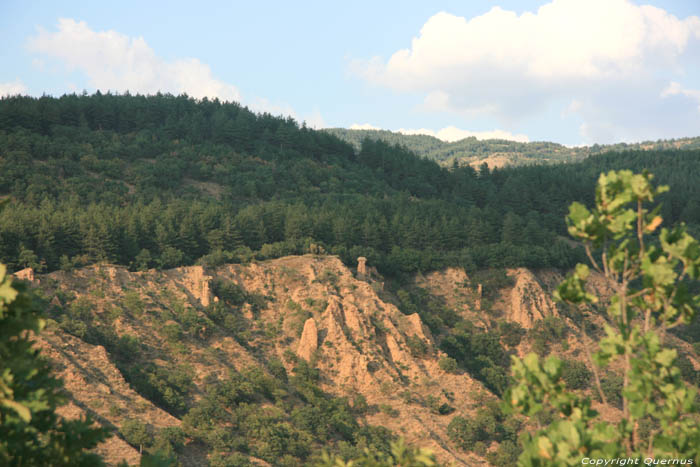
[121,418,152,453]
[447,401,520,456]
[486,440,521,467]
[134,249,153,271]
[675,353,699,386]
[326,127,700,168]
[212,279,248,306]
[394,280,514,396]
[378,404,399,418]
[154,426,185,453]
[58,296,94,338]
[3,94,699,279]
[315,269,339,288]
[439,323,510,395]
[286,299,312,338]
[138,426,185,464]
[530,316,569,356]
[392,279,516,397]
[315,438,437,467]
[47,293,195,418]
[6,94,700,466]
[598,373,624,409]
[507,354,618,463]
[139,451,178,467]
[123,291,144,315]
[159,247,184,269]
[468,268,514,300]
[267,357,288,384]
[161,322,182,342]
[109,404,122,417]
[18,247,43,271]
[0,94,591,278]
[497,320,526,348]
[406,335,429,358]
[506,170,700,464]
[395,287,460,335]
[425,395,454,416]
[183,364,395,465]
[209,452,252,467]
[179,308,212,339]
[119,363,193,417]
[0,264,109,465]
[205,301,249,339]
[438,356,458,374]
[112,334,141,360]
[559,359,592,390]
[351,394,369,415]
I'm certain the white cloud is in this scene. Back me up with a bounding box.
[349,123,529,142]
[561,99,582,117]
[349,123,382,130]
[0,79,27,96]
[249,98,326,129]
[27,18,240,101]
[354,0,700,142]
[398,126,529,143]
[304,108,326,129]
[661,81,700,110]
[26,19,326,129]
[249,97,297,118]
[395,127,435,137]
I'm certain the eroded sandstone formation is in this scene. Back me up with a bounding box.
[297,317,318,361]
[14,267,35,282]
[506,268,558,329]
[357,256,367,276]
[178,265,214,307]
[34,255,575,465]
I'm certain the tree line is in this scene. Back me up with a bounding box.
[1,93,699,277]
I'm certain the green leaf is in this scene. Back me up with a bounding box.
[0,264,18,305]
[655,349,676,367]
[1,398,31,422]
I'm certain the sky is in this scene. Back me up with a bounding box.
[1,0,699,146]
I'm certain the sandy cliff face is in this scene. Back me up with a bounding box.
[27,255,663,466]
[415,265,562,330]
[297,317,318,361]
[505,268,559,329]
[35,331,180,466]
[218,256,483,464]
[29,256,492,465]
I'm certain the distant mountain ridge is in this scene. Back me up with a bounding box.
[324,128,700,169]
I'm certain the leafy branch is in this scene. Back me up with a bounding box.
[505,170,700,465]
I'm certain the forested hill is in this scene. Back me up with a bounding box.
[325,127,700,168]
[323,129,447,158]
[1,93,700,277]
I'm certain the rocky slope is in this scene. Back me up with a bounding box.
[16,255,700,465]
[20,256,487,465]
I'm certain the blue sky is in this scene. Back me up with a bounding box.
[2,0,699,145]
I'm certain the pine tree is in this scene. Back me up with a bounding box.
[501,211,523,245]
